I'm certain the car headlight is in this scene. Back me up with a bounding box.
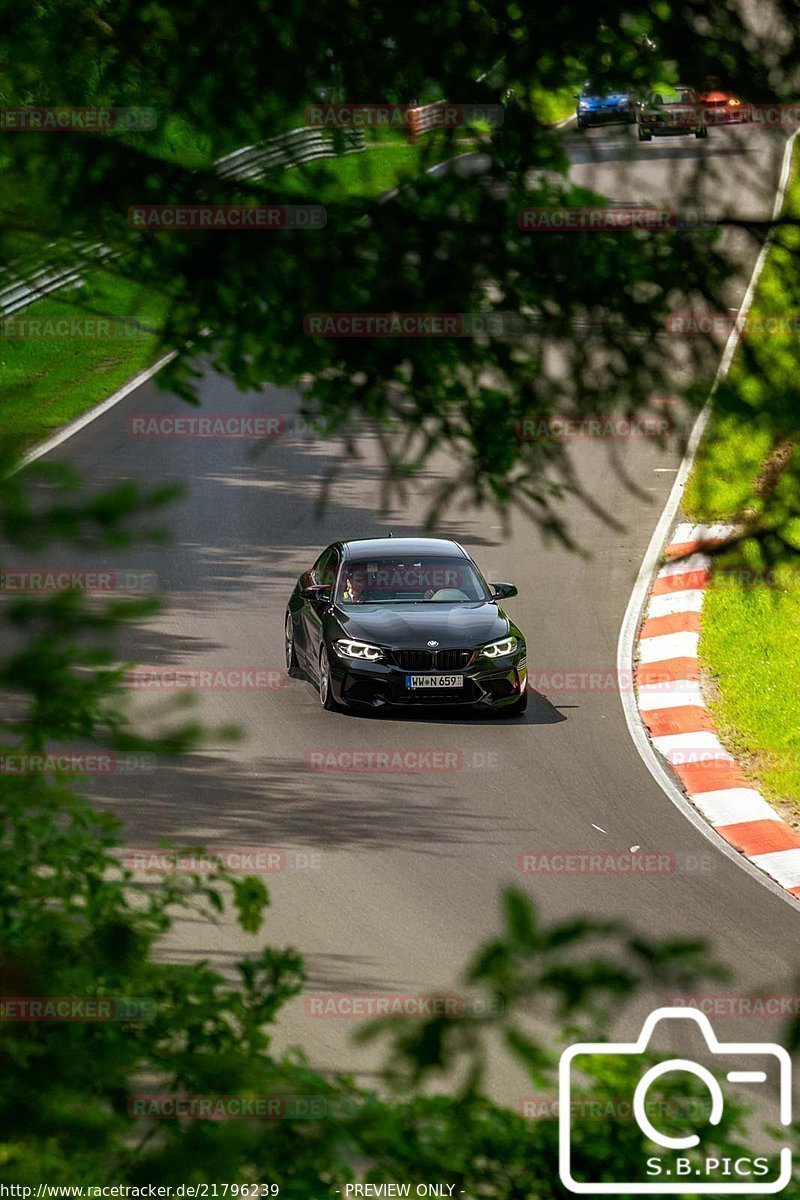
[578,101,589,110]
[728,97,740,106]
[334,639,386,662]
[479,636,519,659]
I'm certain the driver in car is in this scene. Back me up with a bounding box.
[341,570,366,603]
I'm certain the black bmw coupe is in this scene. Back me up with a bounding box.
[285,537,528,715]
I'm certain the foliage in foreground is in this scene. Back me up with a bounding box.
[1,455,800,1196]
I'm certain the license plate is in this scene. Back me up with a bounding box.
[406,675,464,689]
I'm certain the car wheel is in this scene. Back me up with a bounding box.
[318,644,341,711]
[638,127,652,141]
[696,126,708,138]
[576,117,586,130]
[285,612,303,679]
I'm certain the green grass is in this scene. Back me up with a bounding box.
[530,87,577,124]
[0,270,169,448]
[0,89,564,453]
[684,150,800,812]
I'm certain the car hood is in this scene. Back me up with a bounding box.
[335,602,514,648]
[583,93,629,107]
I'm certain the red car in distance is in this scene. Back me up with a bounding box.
[699,84,751,124]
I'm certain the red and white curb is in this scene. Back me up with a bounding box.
[635,521,800,900]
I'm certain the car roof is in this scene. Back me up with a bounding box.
[340,537,467,559]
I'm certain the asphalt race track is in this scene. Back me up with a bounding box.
[11,121,797,1104]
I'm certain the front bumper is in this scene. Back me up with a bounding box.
[578,106,634,126]
[639,119,703,136]
[703,105,749,123]
[327,649,528,710]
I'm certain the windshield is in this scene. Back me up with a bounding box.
[582,83,628,98]
[649,87,696,105]
[337,556,490,604]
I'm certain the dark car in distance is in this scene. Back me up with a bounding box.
[638,85,708,140]
[575,82,640,130]
[285,537,528,715]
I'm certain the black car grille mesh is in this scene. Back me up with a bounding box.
[391,648,473,671]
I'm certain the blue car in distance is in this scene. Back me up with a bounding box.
[575,82,639,129]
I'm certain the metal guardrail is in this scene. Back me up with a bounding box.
[1,127,366,316]
[216,126,365,180]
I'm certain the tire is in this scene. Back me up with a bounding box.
[695,126,708,139]
[318,644,341,711]
[504,691,528,717]
[285,611,303,679]
[576,117,586,131]
[638,126,652,141]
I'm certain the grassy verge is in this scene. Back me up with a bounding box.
[1,270,169,448]
[0,92,570,452]
[683,151,800,813]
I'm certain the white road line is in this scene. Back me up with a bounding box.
[14,351,177,475]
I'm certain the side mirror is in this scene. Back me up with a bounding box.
[301,584,332,602]
[573,92,581,99]
[491,582,518,600]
